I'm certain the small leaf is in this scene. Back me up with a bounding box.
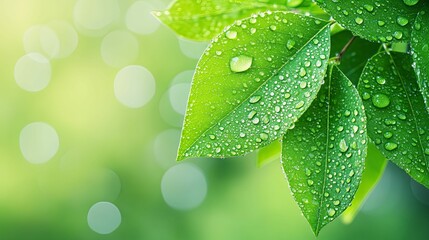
[257,140,281,167]
[342,143,387,224]
[315,0,428,43]
[358,51,429,188]
[154,0,288,41]
[177,12,331,160]
[282,66,367,235]
[411,11,429,112]
[330,31,380,85]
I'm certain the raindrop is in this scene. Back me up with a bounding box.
[327,208,336,217]
[307,179,314,186]
[378,21,386,27]
[295,101,305,109]
[376,76,386,85]
[287,39,296,50]
[249,95,261,104]
[383,131,393,139]
[362,92,371,100]
[396,16,409,26]
[372,93,390,108]
[403,0,419,6]
[339,139,348,153]
[248,110,257,119]
[230,55,253,73]
[393,31,403,40]
[363,4,374,12]
[226,30,237,39]
[299,68,307,77]
[355,17,364,25]
[384,142,398,151]
[260,133,269,140]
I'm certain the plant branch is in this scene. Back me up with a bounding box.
[336,35,356,61]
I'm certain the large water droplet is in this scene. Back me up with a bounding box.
[403,0,419,6]
[383,131,393,139]
[295,101,305,109]
[384,142,398,151]
[287,39,296,50]
[393,31,403,40]
[226,30,237,39]
[327,208,336,217]
[372,93,390,108]
[376,76,386,85]
[355,17,364,25]
[397,16,409,26]
[299,68,307,77]
[260,133,269,140]
[363,4,374,12]
[378,21,386,26]
[230,55,253,73]
[249,95,261,104]
[339,139,348,153]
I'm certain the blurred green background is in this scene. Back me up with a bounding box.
[1,0,429,239]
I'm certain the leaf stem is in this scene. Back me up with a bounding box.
[336,36,356,62]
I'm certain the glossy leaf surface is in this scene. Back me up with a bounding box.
[411,11,429,112]
[282,66,367,235]
[177,12,330,160]
[342,143,387,224]
[316,0,428,43]
[358,51,429,188]
[154,0,288,41]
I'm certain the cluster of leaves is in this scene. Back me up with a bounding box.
[155,0,429,235]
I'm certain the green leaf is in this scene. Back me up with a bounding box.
[342,143,387,224]
[177,12,331,160]
[315,0,428,43]
[358,51,429,188]
[154,0,288,41]
[330,31,380,85]
[282,66,367,236]
[411,11,429,112]
[257,140,281,167]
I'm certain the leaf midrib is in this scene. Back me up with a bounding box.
[314,65,333,235]
[179,22,330,158]
[389,52,428,171]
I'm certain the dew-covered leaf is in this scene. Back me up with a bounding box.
[358,51,429,188]
[330,31,380,85]
[154,0,289,41]
[177,12,331,160]
[342,143,387,224]
[257,140,281,167]
[411,11,429,112]
[282,66,367,235]
[315,0,428,43]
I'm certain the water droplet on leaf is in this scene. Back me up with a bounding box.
[230,55,253,73]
